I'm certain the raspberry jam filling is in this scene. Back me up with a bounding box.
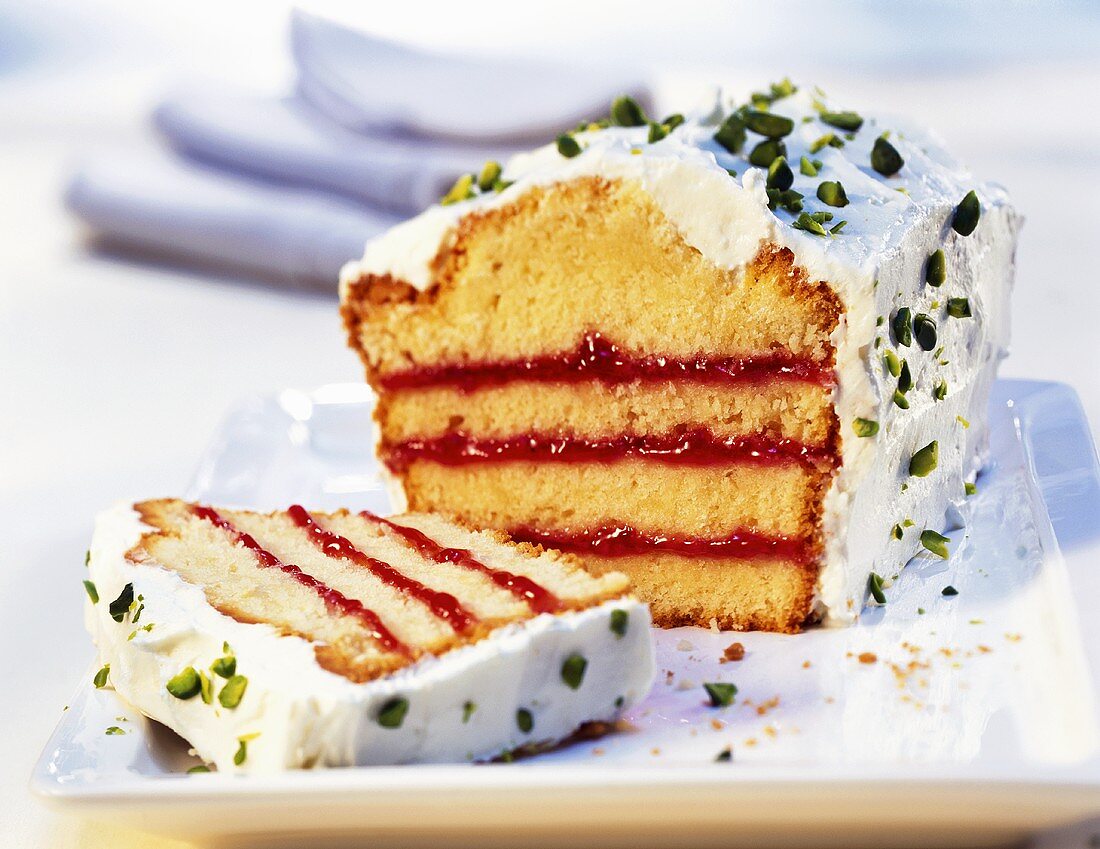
[381,428,836,473]
[507,524,814,563]
[378,332,834,392]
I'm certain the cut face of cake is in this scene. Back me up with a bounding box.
[340,83,1020,632]
[84,499,654,772]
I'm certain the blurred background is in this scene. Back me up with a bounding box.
[3,1,1099,846]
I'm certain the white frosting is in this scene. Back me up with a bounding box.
[85,503,655,772]
[340,85,1020,624]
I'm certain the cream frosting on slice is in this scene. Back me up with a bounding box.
[340,83,1020,623]
[85,503,655,772]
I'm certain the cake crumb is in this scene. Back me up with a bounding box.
[858,652,878,665]
[708,617,720,634]
[710,718,726,731]
[676,639,695,651]
[676,678,696,691]
[664,670,675,685]
[1005,633,1023,642]
[592,747,605,756]
[755,696,781,716]
[650,748,661,756]
[744,738,758,747]
[722,642,746,663]
[763,725,778,738]
[801,660,812,669]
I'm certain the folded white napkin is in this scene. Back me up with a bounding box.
[154,89,514,216]
[66,11,651,289]
[67,149,398,289]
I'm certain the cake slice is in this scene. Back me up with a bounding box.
[84,499,654,772]
[340,81,1019,632]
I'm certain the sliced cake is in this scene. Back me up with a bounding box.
[340,81,1019,632]
[84,499,654,772]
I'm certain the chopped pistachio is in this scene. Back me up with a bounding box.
[462,701,476,723]
[493,179,514,193]
[108,583,134,623]
[749,139,786,167]
[233,733,260,766]
[199,671,213,705]
[647,122,669,143]
[703,682,737,707]
[871,136,904,176]
[84,549,91,567]
[166,667,202,700]
[903,518,915,528]
[662,113,685,131]
[792,211,827,236]
[952,190,981,236]
[715,747,733,762]
[440,173,476,205]
[211,655,236,679]
[614,696,625,709]
[609,95,647,127]
[926,249,946,287]
[883,349,902,378]
[918,607,926,615]
[914,313,938,351]
[852,418,879,438]
[743,109,794,138]
[965,481,978,496]
[892,307,913,347]
[809,132,843,153]
[555,135,582,159]
[830,220,848,234]
[516,708,534,733]
[909,441,939,477]
[956,415,971,429]
[93,663,110,689]
[920,530,951,559]
[766,156,793,191]
[868,572,887,604]
[83,580,99,604]
[897,359,912,394]
[893,390,910,409]
[218,675,248,709]
[713,113,747,154]
[933,380,948,401]
[816,180,849,207]
[799,156,818,177]
[105,726,126,735]
[476,161,502,192]
[942,585,959,597]
[891,524,903,541]
[947,297,972,318]
[766,187,803,213]
[561,654,588,690]
[610,609,629,637]
[187,765,211,774]
[377,697,409,728]
[820,110,863,131]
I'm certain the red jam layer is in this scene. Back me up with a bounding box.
[191,505,411,657]
[381,428,836,473]
[287,504,476,633]
[378,332,834,392]
[506,524,814,564]
[360,510,562,614]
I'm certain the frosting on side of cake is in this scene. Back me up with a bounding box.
[340,84,1019,623]
[85,503,655,772]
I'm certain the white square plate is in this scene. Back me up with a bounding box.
[32,379,1100,848]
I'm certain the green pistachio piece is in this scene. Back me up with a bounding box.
[920,530,951,559]
[952,190,981,236]
[926,249,946,287]
[892,307,913,347]
[816,180,849,207]
[610,609,629,637]
[218,675,248,709]
[377,697,409,728]
[914,313,937,351]
[516,708,534,733]
[561,654,588,690]
[743,109,794,138]
[852,418,879,437]
[703,682,737,707]
[871,136,904,176]
[909,441,939,477]
[609,95,647,127]
[166,667,202,700]
[555,135,582,159]
[868,572,887,604]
